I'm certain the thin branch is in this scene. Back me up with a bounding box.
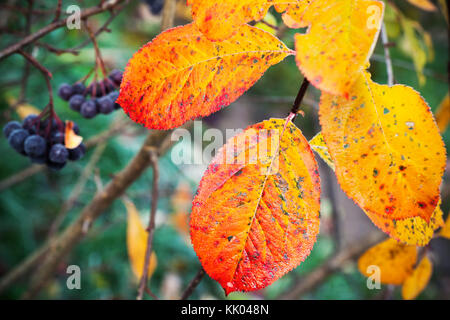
[0,0,125,61]
[290,77,310,115]
[137,150,160,300]
[277,232,385,299]
[381,23,394,86]
[181,268,206,300]
[47,142,108,238]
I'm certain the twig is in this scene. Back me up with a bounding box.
[381,23,394,86]
[277,232,385,299]
[0,0,125,61]
[47,142,108,238]
[17,49,53,108]
[181,268,206,300]
[21,130,174,299]
[53,0,62,22]
[290,77,310,115]
[137,150,160,300]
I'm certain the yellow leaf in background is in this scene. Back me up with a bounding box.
[440,213,450,239]
[358,238,417,285]
[124,199,157,280]
[399,16,434,86]
[309,132,335,171]
[16,103,40,119]
[254,12,278,35]
[402,256,433,300]
[406,0,437,11]
[64,120,83,149]
[435,94,450,132]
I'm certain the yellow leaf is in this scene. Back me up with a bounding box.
[406,0,437,11]
[320,71,446,222]
[439,213,450,239]
[16,103,41,119]
[124,199,157,280]
[435,93,450,132]
[358,238,417,285]
[365,201,444,246]
[309,132,335,171]
[293,0,384,96]
[402,256,433,300]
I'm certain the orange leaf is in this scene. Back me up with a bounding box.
[64,120,83,149]
[406,0,437,11]
[118,23,293,130]
[294,0,383,96]
[190,0,295,41]
[439,213,450,239]
[124,199,157,280]
[402,256,433,299]
[358,238,417,285]
[190,118,321,294]
[319,71,446,222]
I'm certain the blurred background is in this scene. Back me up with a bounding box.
[0,0,449,299]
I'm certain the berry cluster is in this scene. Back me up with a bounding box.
[3,115,86,170]
[58,69,122,119]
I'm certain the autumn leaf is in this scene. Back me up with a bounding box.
[293,0,383,96]
[365,202,444,246]
[358,238,417,285]
[124,199,157,280]
[309,131,443,246]
[440,213,450,239]
[190,118,321,294]
[309,132,335,171]
[189,0,293,41]
[319,71,446,222]
[64,120,83,149]
[406,0,437,11]
[402,256,433,299]
[118,23,293,130]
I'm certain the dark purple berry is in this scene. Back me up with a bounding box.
[51,131,65,145]
[3,121,22,138]
[69,94,85,112]
[108,69,123,85]
[68,143,86,161]
[72,82,86,95]
[97,96,114,114]
[80,100,97,118]
[49,143,69,163]
[8,129,29,154]
[58,83,74,101]
[24,135,47,158]
[22,114,39,133]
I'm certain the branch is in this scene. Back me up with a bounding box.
[181,268,206,300]
[21,130,174,299]
[290,77,310,115]
[137,150,159,300]
[0,0,125,61]
[381,23,394,86]
[277,232,385,300]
